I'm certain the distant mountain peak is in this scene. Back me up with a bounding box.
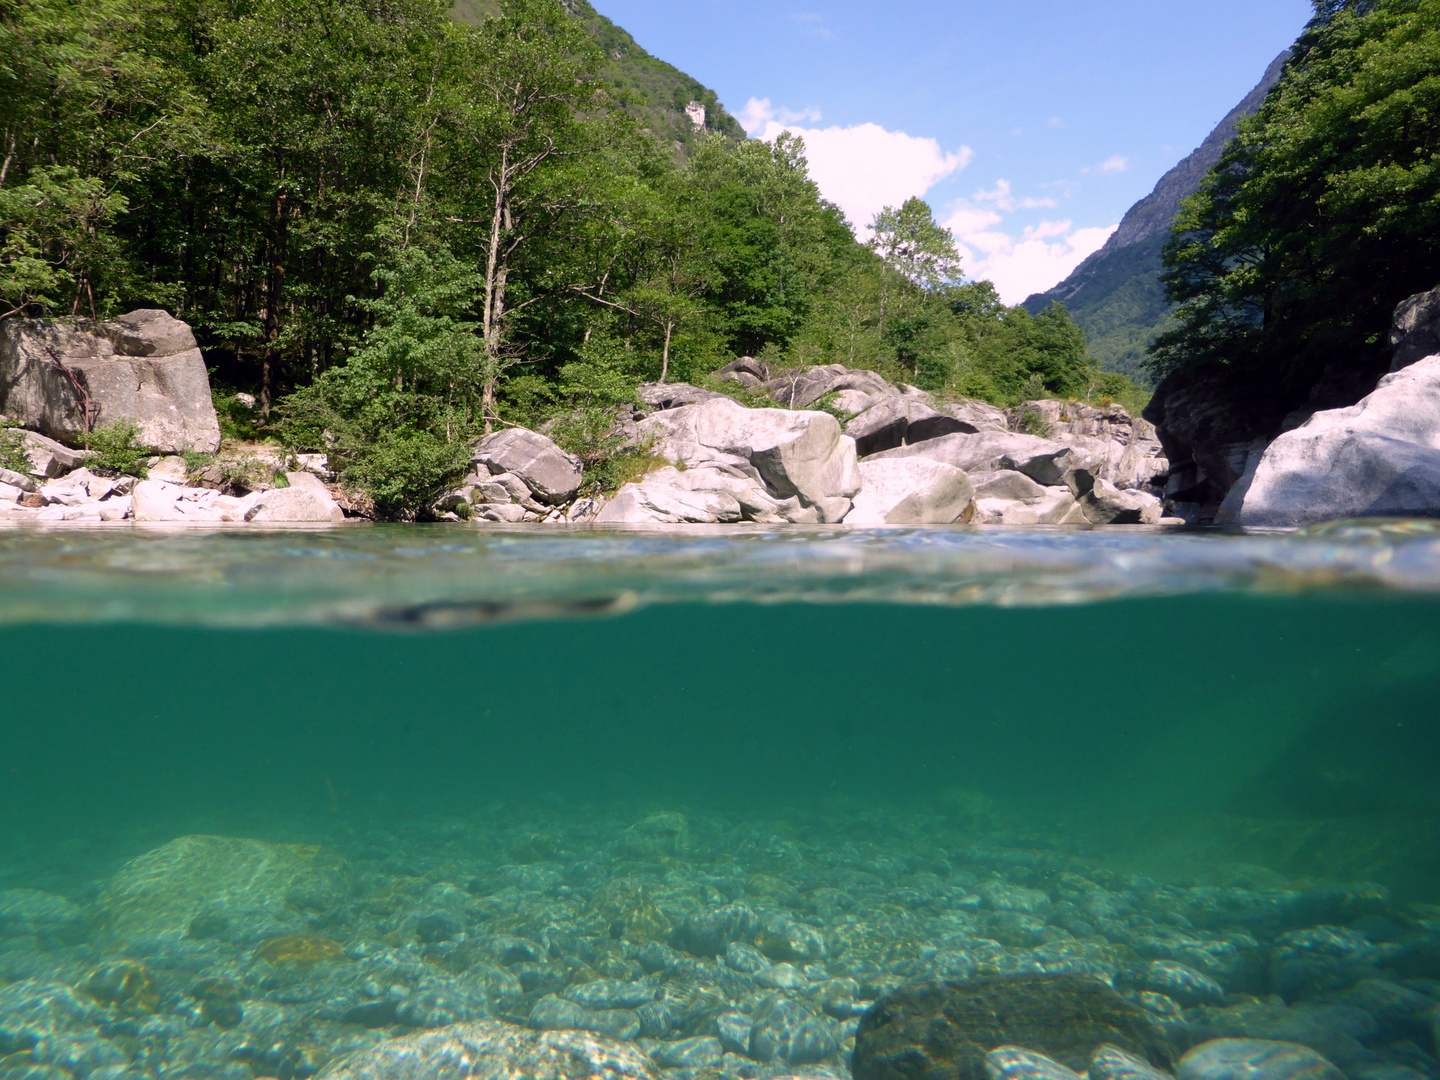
[1024,51,1290,382]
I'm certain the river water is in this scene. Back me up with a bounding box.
[1,523,1438,1080]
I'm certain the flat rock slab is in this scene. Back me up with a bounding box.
[101,835,349,940]
[853,975,1173,1080]
[1177,1040,1344,1080]
[315,1019,658,1080]
[869,432,1078,487]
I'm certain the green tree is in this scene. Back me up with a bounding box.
[449,0,612,430]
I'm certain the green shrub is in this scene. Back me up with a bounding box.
[1014,407,1053,439]
[84,420,150,477]
[341,429,470,521]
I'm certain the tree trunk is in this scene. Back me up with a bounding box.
[480,147,512,437]
[260,189,289,420]
[660,318,673,384]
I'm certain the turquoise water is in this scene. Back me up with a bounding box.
[3,523,1440,1080]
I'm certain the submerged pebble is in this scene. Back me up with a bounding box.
[0,800,1431,1080]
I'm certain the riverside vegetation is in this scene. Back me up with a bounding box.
[0,0,1146,518]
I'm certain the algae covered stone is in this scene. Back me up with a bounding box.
[853,974,1173,1080]
[100,834,349,941]
[315,1019,658,1080]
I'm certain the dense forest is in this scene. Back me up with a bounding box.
[1152,0,1440,414]
[0,0,1142,512]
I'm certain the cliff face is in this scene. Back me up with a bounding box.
[1023,51,1290,383]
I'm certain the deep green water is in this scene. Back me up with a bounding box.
[3,524,1440,903]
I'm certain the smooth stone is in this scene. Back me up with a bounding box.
[867,431,1079,486]
[671,903,760,958]
[242,485,345,523]
[313,1019,658,1080]
[1176,1040,1344,1080]
[755,963,808,990]
[973,470,1047,501]
[0,467,37,492]
[1091,1044,1176,1080]
[749,994,836,1065]
[985,1047,1084,1080]
[635,397,859,521]
[100,835,348,940]
[530,994,640,1041]
[649,1037,725,1069]
[1146,961,1225,1006]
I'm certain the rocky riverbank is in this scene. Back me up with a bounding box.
[2,801,1437,1080]
[1,310,1172,527]
[9,298,1440,529]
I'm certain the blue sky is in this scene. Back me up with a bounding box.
[596,0,1313,302]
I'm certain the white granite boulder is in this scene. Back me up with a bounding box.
[844,458,975,525]
[1234,356,1440,527]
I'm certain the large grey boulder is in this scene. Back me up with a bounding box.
[845,459,975,525]
[869,431,1080,486]
[942,399,1011,432]
[1234,356,1440,527]
[471,428,583,505]
[634,382,725,414]
[637,397,859,522]
[131,480,248,523]
[845,397,971,456]
[0,310,221,452]
[1391,285,1440,372]
[1018,400,1168,490]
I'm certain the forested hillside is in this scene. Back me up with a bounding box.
[0,0,1141,516]
[450,0,745,152]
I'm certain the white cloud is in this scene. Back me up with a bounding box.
[791,12,835,40]
[738,98,822,133]
[946,202,1116,304]
[740,98,973,236]
[973,179,1058,212]
[1099,155,1129,174]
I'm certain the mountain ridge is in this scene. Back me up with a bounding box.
[1023,51,1291,383]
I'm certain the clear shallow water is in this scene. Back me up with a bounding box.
[2,524,1440,1080]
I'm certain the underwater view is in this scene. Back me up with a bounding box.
[2,524,1440,1080]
